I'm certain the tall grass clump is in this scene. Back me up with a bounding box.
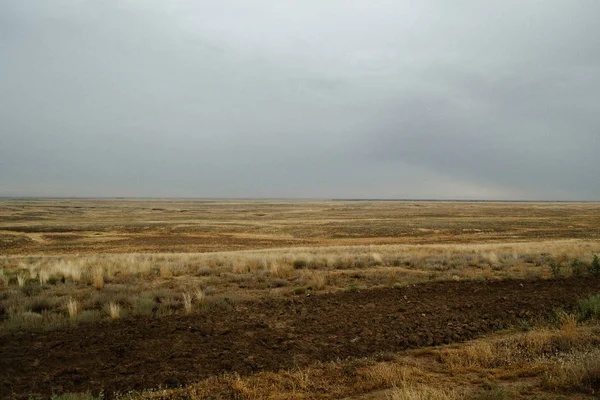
[39,270,49,286]
[67,298,79,321]
[93,267,104,289]
[195,288,206,306]
[17,274,26,288]
[108,302,120,320]
[183,292,193,315]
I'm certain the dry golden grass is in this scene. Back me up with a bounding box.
[1,238,599,332]
[108,301,120,320]
[67,297,78,320]
[388,385,459,400]
[542,348,600,392]
[182,293,193,315]
[1,199,599,255]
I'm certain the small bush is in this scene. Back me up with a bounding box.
[27,297,54,313]
[293,286,307,295]
[571,259,586,277]
[21,282,42,297]
[578,294,600,321]
[550,261,562,278]
[47,275,60,285]
[293,259,307,270]
[589,255,600,277]
[542,349,600,393]
[269,278,288,288]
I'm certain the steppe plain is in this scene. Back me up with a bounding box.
[1,199,600,399]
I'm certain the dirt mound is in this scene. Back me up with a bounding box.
[1,278,599,399]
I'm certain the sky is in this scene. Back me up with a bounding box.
[1,1,599,200]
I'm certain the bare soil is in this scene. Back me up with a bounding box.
[2,277,599,399]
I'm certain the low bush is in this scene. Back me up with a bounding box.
[589,255,600,277]
[578,294,600,321]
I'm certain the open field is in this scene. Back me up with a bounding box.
[1,199,600,399]
[2,199,599,255]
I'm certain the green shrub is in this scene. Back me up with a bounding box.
[293,259,307,270]
[550,261,562,278]
[589,255,600,277]
[293,286,307,295]
[571,259,586,277]
[578,294,600,321]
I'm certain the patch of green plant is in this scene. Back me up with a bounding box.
[51,391,103,400]
[571,258,586,277]
[578,294,600,321]
[293,286,307,295]
[549,261,562,278]
[347,283,359,292]
[293,259,307,270]
[589,254,600,277]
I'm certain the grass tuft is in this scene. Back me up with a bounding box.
[67,298,79,321]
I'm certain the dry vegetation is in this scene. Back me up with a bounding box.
[1,199,599,398]
[1,240,599,332]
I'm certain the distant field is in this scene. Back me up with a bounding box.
[1,199,599,399]
[1,199,599,254]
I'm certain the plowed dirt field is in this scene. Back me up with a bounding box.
[2,277,599,399]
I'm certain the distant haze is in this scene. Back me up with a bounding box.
[1,1,599,200]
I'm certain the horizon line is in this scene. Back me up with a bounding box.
[0,196,598,203]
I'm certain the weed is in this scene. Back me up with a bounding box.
[549,261,562,278]
[293,286,307,295]
[578,294,600,321]
[570,259,586,277]
[589,254,600,277]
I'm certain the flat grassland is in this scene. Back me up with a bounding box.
[1,199,600,399]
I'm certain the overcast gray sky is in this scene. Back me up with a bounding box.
[1,1,599,200]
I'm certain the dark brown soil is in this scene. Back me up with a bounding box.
[1,278,599,399]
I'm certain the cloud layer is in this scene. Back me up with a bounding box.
[1,1,599,199]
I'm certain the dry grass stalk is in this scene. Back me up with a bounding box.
[195,289,206,306]
[305,271,327,290]
[67,298,78,320]
[269,262,293,279]
[93,267,104,289]
[557,311,578,336]
[17,274,26,288]
[542,348,600,392]
[39,270,49,286]
[183,293,193,315]
[108,302,120,320]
